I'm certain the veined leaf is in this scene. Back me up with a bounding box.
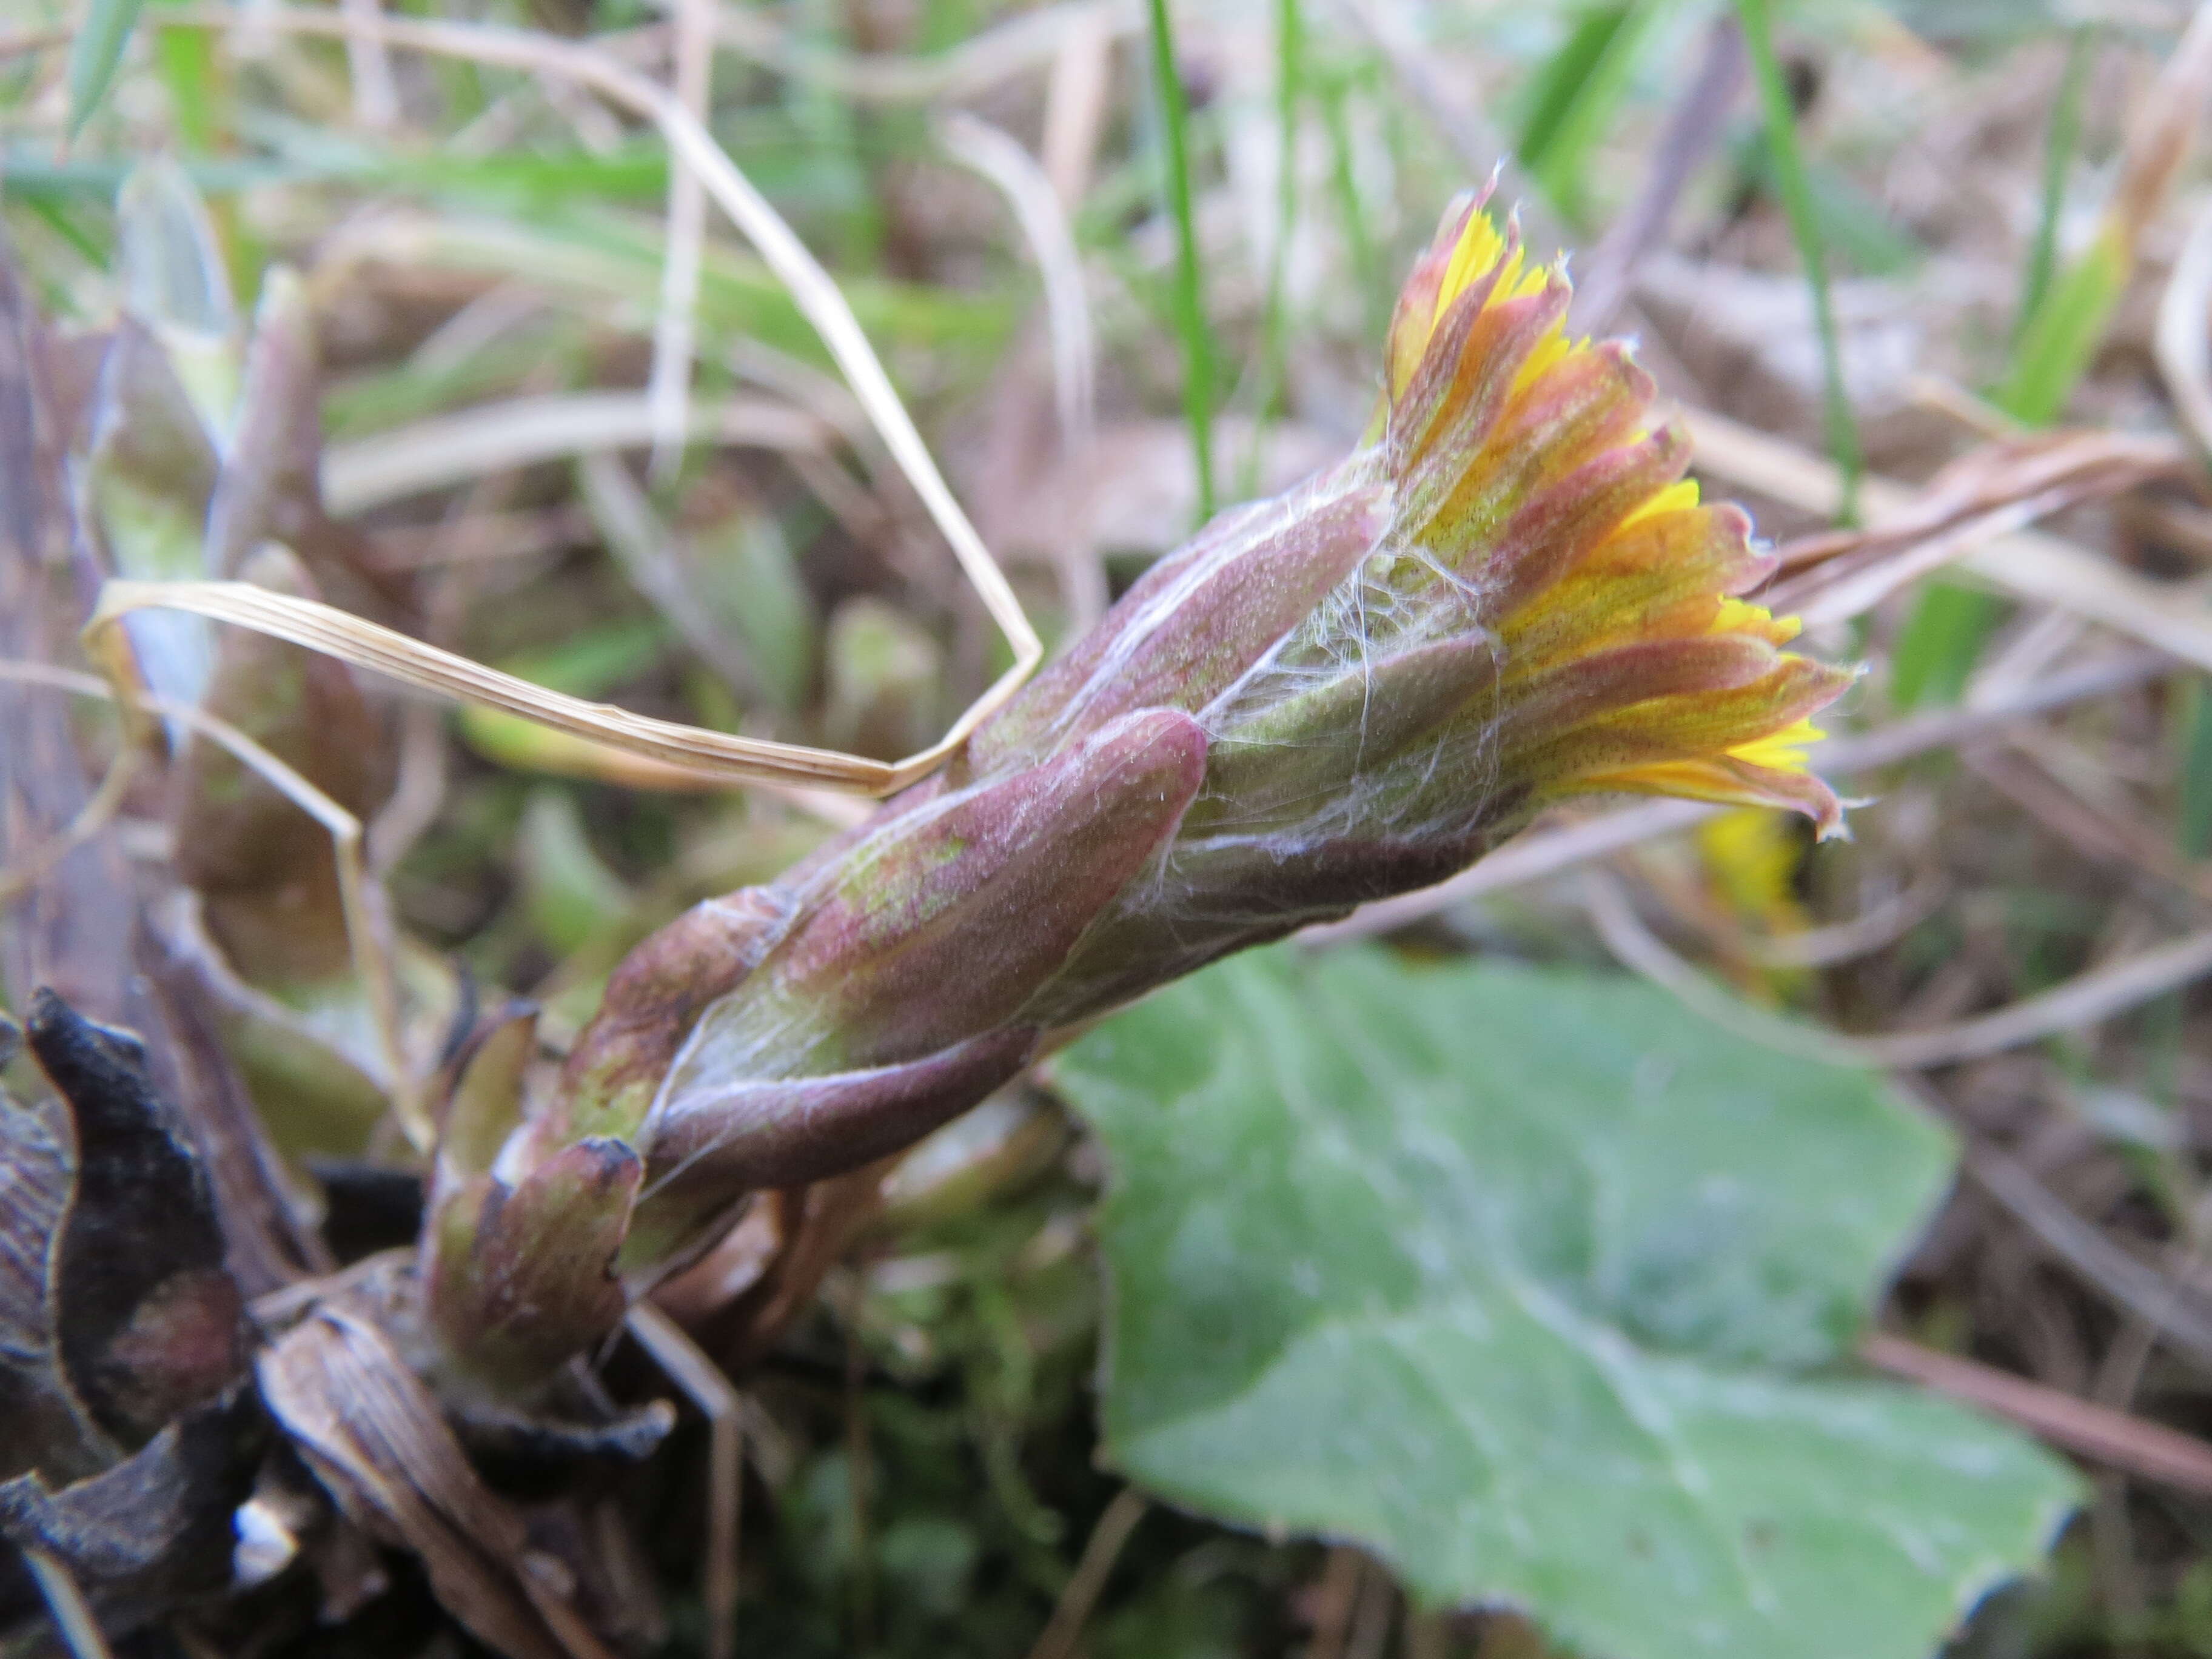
[1056,946,2080,1659]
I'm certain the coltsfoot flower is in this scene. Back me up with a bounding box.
[426,190,1853,1390]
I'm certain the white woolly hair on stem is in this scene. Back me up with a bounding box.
[0,659,428,1151]
[99,4,1043,799]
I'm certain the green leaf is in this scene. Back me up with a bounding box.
[66,0,146,140]
[518,789,635,957]
[1055,946,2081,1659]
[154,21,221,154]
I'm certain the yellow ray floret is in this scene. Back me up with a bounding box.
[1618,478,1701,532]
[1433,211,1576,401]
[1386,192,1853,833]
[1711,597,1801,647]
[1389,198,1581,403]
[1725,717,1827,774]
[1433,208,1550,323]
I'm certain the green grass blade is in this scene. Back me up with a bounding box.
[1517,0,1665,223]
[2177,677,2212,860]
[1889,582,2002,711]
[1904,235,2122,704]
[1996,222,2129,426]
[2013,27,2094,346]
[1899,30,2102,708]
[1993,23,2127,427]
[1318,64,1384,353]
[66,0,147,139]
[1736,0,1861,525]
[1519,5,1632,175]
[155,21,219,153]
[18,192,112,273]
[1145,0,1216,522]
[1729,135,1923,277]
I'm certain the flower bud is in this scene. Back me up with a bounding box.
[429,190,1853,1388]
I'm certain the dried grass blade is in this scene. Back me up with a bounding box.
[1862,1332,2212,1495]
[938,108,1105,629]
[160,4,1041,769]
[339,0,398,128]
[702,0,1136,106]
[322,393,833,516]
[1024,1488,1148,1659]
[85,581,919,791]
[22,1547,114,1659]
[625,1304,744,1659]
[1572,16,1744,333]
[1963,1146,2212,1368]
[2159,195,2212,461]
[1581,868,2212,1073]
[1686,408,2212,674]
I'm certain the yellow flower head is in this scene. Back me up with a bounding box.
[1379,190,1852,833]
